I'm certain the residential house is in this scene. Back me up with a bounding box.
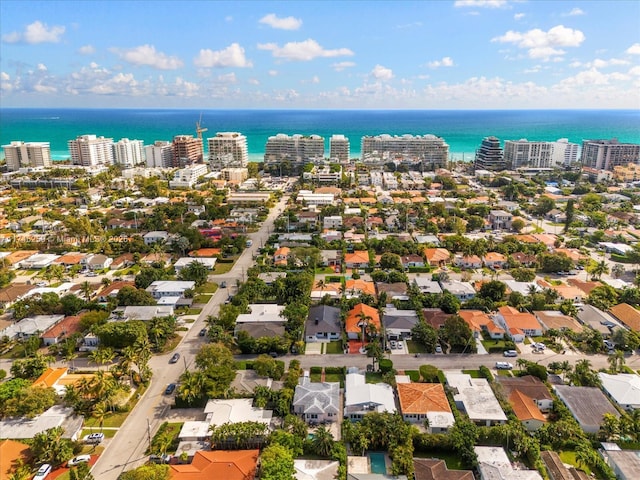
[53,252,87,267]
[541,451,590,480]
[294,459,340,480]
[40,315,84,346]
[554,385,619,434]
[483,252,507,270]
[119,306,174,321]
[453,255,482,269]
[19,253,59,269]
[234,304,286,339]
[609,303,640,332]
[173,257,217,273]
[495,375,554,412]
[0,439,31,479]
[0,314,65,340]
[424,248,450,267]
[188,248,222,258]
[598,373,640,411]
[111,253,135,269]
[320,250,341,267]
[396,382,455,433]
[305,305,342,343]
[599,447,640,480]
[146,280,195,301]
[82,254,113,270]
[576,305,620,336]
[503,280,540,297]
[344,371,396,421]
[323,216,343,229]
[98,280,135,303]
[446,372,507,426]
[273,246,291,266]
[567,279,602,295]
[345,279,376,298]
[508,390,547,431]
[168,450,259,480]
[550,284,586,303]
[293,376,340,424]
[422,308,453,330]
[0,283,35,309]
[311,281,342,300]
[494,306,543,342]
[0,405,84,441]
[345,251,370,269]
[511,252,537,267]
[475,446,543,480]
[534,311,583,333]
[345,303,381,340]
[413,459,473,480]
[143,230,169,245]
[554,248,588,265]
[440,280,476,301]
[375,282,409,301]
[383,306,420,340]
[488,210,513,230]
[401,254,425,268]
[412,277,443,295]
[458,310,505,339]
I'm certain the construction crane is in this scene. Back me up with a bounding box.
[196,113,208,161]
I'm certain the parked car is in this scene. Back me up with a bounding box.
[198,328,207,337]
[495,362,513,370]
[389,340,397,349]
[149,454,172,464]
[503,350,518,357]
[86,272,97,277]
[169,353,180,364]
[435,345,443,354]
[164,383,176,395]
[220,281,227,288]
[83,433,104,444]
[533,343,546,350]
[67,455,91,467]
[33,464,52,480]
[396,341,404,350]
[36,281,47,287]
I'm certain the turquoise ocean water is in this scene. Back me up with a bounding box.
[1,109,639,162]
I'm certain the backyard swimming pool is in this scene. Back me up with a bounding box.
[369,452,386,474]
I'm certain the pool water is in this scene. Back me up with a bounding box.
[369,452,387,474]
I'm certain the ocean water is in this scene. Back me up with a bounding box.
[1,108,639,162]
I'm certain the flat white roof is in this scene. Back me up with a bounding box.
[446,373,507,422]
[204,398,272,427]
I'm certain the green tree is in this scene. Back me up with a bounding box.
[439,291,460,314]
[479,280,507,303]
[564,199,575,232]
[411,321,439,352]
[588,260,609,280]
[116,286,157,306]
[260,444,295,480]
[440,315,476,353]
[312,425,335,457]
[449,418,479,467]
[511,218,526,232]
[178,260,209,286]
[379,253,403,271]
[587,285,619,311]
[31,426,74,467]
[118,464,170,480]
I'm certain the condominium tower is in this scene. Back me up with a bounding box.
[503,138,579,169]
[113,138,145,168]
[172,135,203,167]
[329,134,350,163]
[264,133,324,175]
[208,132,249,169]
[580,139,640,171]
[68,134,114,167]
[360,134,449,169]
[144,141,174,168]
[474,136,505,171]
[2,141,52,171]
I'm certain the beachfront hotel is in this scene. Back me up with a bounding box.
[264,133,325,175]
[580,138,640,171]
[503,138,579,169]
[113,138,145,168]
[474,136,505,171]
[68,134,114,167]
[360,134,449,169]
[2,141,52,171]
[207,132,249,170]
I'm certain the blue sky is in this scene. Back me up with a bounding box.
[1,0,639,109]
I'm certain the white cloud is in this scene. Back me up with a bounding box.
[89,72,139,95]
[194,43,252,68]
[257,39,353,61]
[492,25,585,61]
[268,70,278,76]
[78,45,95,55]
[454,0,508,8]
[259,13,302,30]
[37,63,47,71]
[629,66,640,76]
[216,72,237,84]
[627,43,640,55]
[2,20,65,44]
[332,61,356,72]
[1,71,13,92]
[563,8,585,16]
[33,83,57,94]
[248,78,260,85]
[111,44,183,70]
[428,57,454,68]
[371,64,394,81]
[514,13,525,20]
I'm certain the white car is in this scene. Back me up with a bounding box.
[67,455,91,467]
[33,464,52,480]
[83,432,104,444]
[496,362,514,370]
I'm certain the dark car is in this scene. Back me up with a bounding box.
[169,353,180,364]
[199,328,207,337]
[149,454,172,464]
[164,383,176,395]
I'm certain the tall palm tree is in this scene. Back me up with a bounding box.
[80,281,93,301]
[92,401,110,433]
[590,260,609,280]
[311,425,334,457]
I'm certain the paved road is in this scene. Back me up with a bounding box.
[91,194,289,480]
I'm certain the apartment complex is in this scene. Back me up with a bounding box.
[361,134,449,168]
[329,134,350,163]
[504,138,579,169]
[580,139,640,171]
[68,134,114,167]
[474,136,505,171]
[207,132,248,169]
[2,141,52,171]
[144,141,174,168]
[113,138,145,168]
[168,164,209,189]
[172,135,203,167]
[264,133,324,174]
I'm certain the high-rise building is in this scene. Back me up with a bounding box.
[329,134,350,163]
[113,138,145,168]
[68,134,114,167]
[504,138,579,169]
[264,133,324,175]
[144,141,174,168]
[474,136,505,171]
[172,135,203,167]
[207,132,248,170]
[360,134,449,169]
[3,141,52,171]
[580,139,640,171]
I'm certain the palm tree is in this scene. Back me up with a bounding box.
[608,350,626,373]
[311,425,334,457]
[611,264,625,279]
[590,260,609,280]
[80,281,93,301]
[356,311,373,351]
[178,370,205,405]
[92,401,110,433]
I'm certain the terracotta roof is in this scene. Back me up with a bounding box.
[551,284,586,299]
[424,248,450,263]
[0,283,34,304]
[33,367,68,388]
[54,252,87,265]
[397,383,452,415]
[345,250,370,265]
[112,253,134,267]
[5,250,39,265]
[609,303,640,332]
[189,248,221,257]
[99,281,135,298]
[414,458,474,480]
[346,304,381,334]
[566,279,602,295]
[509,390,546,423]
[345,279,376,296]
[169,450,259,480]
[0,439,31,478]
[458,310,495,333]
[484,252,506,262]
[498,306,542,331]
[41,315,84,340]
[422,309,453,329]
[274,247,291,257]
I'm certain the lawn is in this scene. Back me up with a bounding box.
[325,341,343,354]
[365,372,384,383]
[179,308,202,315]
[148,422,183,455]
[558,451,592,475]
[81,428,117,438]
[496,370,513,376]
[406,340,428,354]
[193,294,212,304]
[310,372,322,382]
[212,261,235,275]
[405,370,421,382]
[414,451,465,470]
[84,411,130,428]
[481,339,510,352]
[462,369,482,378]
[196,282,218,293]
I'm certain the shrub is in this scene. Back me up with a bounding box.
[310,366,323,374]
[419,364,440,383]
[379,359,393,373]
[325,366,345,375]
